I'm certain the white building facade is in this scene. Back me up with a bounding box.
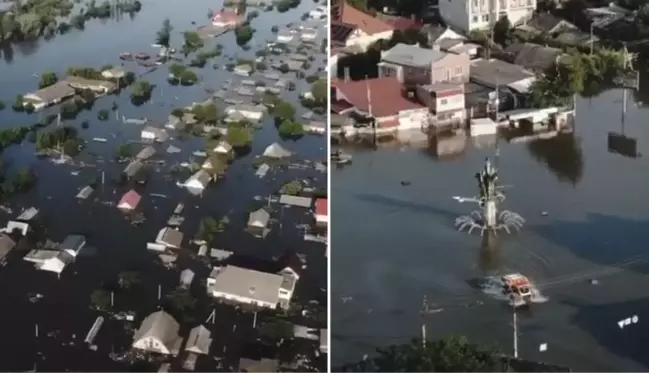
[439,0,536,33]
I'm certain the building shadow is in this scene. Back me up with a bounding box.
[534,213,649,274]
[564,297,649,370]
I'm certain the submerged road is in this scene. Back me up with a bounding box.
[331,89,649,371]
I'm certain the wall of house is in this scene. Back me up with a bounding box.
[436,93,466,113]
[329,54,338,79]
[397,108,430,131]
[442,0,535,32]
[431,54,471,84]
[377,62,404,83]
[210,290,278,309]
[133,337,170,354]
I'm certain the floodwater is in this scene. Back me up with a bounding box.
[331,89,649,371]
[0,0,327,371]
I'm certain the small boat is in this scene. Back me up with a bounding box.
[92,137,107,142]
[119,52,133,60]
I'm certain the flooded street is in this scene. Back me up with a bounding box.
[0,0,327,370]
[331,89,649,371]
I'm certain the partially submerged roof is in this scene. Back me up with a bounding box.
[0,234,16,260]
[25,81,75,103]
[381,43,448,67]
[157,227,184,248]
[238,357,280,372]
[263,143,291,158]
[136,146,156,160]
[185,325,212,355]
[279,195,312,208]
[315,198,327,216]
[118,189,142,209]
[333,77,424,118]
[133,310,180,348]
[123,160,144,177]
[248,208,270,228]
[208,265,284,306]
[17,207,39,221]
[58,235,85,252]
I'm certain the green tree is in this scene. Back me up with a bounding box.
[274,101,295,120]
[169,63,186,79]
[234,24,253,45]
[118,271,141,289]
[12,168,36,191]
[90,289,111,311]
[343,337,510,372]
[493,15,511,46]
[197,216,219,242]
[97,109,109,120]
[278,119,304,137]
[115,143,132,159]
[182,31,204,54]
[156,18,173,56]
[39,71,58,89]
[164,288,196,323]
[179,69,198,85]
[226,125,253,147]
[259,318,294,341]
[311,78,326,103]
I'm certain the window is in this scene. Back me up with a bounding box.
[526,0,532,5]
[472,15,478,23]
[482,14,489,22]
[440,99,448,105]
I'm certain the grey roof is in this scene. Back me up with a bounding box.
[553,29,594,46]
[263,143,291,158]
[188,169,212,186]
[209,265,284,306]
[279,195,312,208]
[133,310,180,350]
[16,207,39,221]
[214,141,233,152]
[180,268,195,286]
[238,358,279,372]
[160,228,183,248]
[525,12,576,34]
[436,38,464,51]
[185,325,212,354]
[136,146,156,160]
[25,81,75,103]
[58,235,85,252]
[381,43,448,67]
[470,59,535,87]
[76,185,94,199]
[248,208,270,228]
[505,43,563,71]
[0,234,15,260]
[286,60,305,71]
[123,160,144,177]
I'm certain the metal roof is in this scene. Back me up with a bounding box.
[132,310,180,350]
[381,43,448,67]
[209,265,284,306]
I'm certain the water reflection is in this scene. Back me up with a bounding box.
[526,133,584,185]
[477,231,501,276]
[426,129,467,160]
[1,43,14,64]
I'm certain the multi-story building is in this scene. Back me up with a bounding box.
[439,0,536,33]
[378,43,471,86]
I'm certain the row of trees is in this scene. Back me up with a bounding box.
[527,48,627,108]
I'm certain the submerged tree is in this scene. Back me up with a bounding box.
[156,18,173,57]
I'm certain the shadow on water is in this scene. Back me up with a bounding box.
[535,213,649,274]
[353,192,459,223]
[526,133,584,185]
[565,297,649,369]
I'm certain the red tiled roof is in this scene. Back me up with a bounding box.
[331,99,353,113]
[378,119,399,128]
[315,198,327,216]
[335,77,424,118]
[118,189,141,209]
[383,16,423,30]
[342,3,393,35]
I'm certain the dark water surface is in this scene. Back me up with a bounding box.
[0,0,327,371]
[331,89,649,371]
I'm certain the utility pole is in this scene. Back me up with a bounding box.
[421,295,428,347]
[590,24,594,56]
[512,307,518,359]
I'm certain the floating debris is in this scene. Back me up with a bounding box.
[167,145,181,154]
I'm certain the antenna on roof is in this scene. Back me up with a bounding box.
[365,75,372,117]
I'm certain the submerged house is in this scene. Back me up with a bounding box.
[206,263,299,310]
[118,189,142,211]
[247,208,270,230]
[212,141,233,155]
[132,310,182,355]
[0,234,16,265]
[184,170,212,192]
[314,198,328,227]
[185,325,212,355]
[155,227,184,249]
